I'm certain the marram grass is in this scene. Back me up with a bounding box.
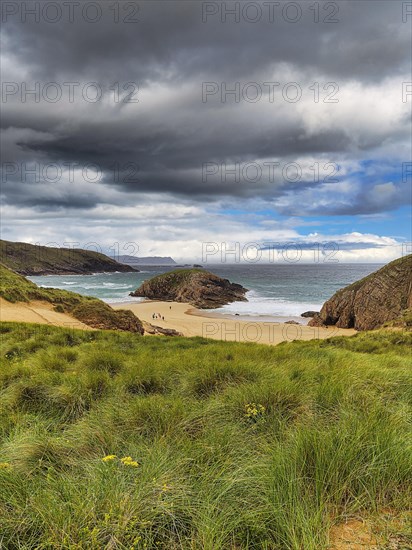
[0,322,411,549]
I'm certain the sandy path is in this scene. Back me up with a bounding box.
[112,300,356,345]
[0,298,92,330]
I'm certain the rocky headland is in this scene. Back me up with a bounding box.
[130,268,248,308]
[309,255,412,330]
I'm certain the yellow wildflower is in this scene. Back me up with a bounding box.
[102,454,117,462]
[120,456,139,467]
[244,403,265,419]
[0,462,10,469]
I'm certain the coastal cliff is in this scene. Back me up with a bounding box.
[0,240,138,275]
[309,255,412,330]
[130,268,248,308]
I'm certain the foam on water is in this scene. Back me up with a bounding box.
[104,296,145,304]
[209,290,321,318]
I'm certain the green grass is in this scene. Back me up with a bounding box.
[0,323,411,549]
[0,264,143,333]
[141,268,205,289]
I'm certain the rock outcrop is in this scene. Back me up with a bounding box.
[309,255,412,331]
[301,311,319,318]
[130,268,248,308]
[142,321,183,337]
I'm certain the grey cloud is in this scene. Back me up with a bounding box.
[2,1,410,83]
[1,0,410,217]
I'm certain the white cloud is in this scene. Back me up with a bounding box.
[1,200,405,263]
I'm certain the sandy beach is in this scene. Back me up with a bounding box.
[112,300,356,345]
[0,297,356,345]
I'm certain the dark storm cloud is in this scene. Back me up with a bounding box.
[2,0,410,83]
[1,0,411,214]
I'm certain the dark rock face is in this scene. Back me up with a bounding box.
[301,311,319,318]
[130,269,248,309]
[309,255,412,331]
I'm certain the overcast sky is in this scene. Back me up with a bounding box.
[1,0,411,262]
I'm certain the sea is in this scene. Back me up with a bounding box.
[28,263,382,323]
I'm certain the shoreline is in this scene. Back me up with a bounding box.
[108,299,311,324]
[112,300,356,345]
[0,297,356,346]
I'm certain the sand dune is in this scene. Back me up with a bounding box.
[0,298,93,330]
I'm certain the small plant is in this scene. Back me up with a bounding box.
[244,402,266,421]
[101,454,117,463]
[4,347,22,360]
[120,456,139,468]
[101,454,139,467]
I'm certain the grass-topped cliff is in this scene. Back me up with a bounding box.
[310,254,412,330]
[139,268,205,287]
[130,268,248,308]
[0,239,137,275]
[0,264,143,333]
[0,323,411,548]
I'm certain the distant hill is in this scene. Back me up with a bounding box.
[309,254,412,330]
[118,255,176,266]
[0,240,138,276]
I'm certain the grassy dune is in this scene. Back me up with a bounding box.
[0,264,143,333]
[0,323,411,549]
